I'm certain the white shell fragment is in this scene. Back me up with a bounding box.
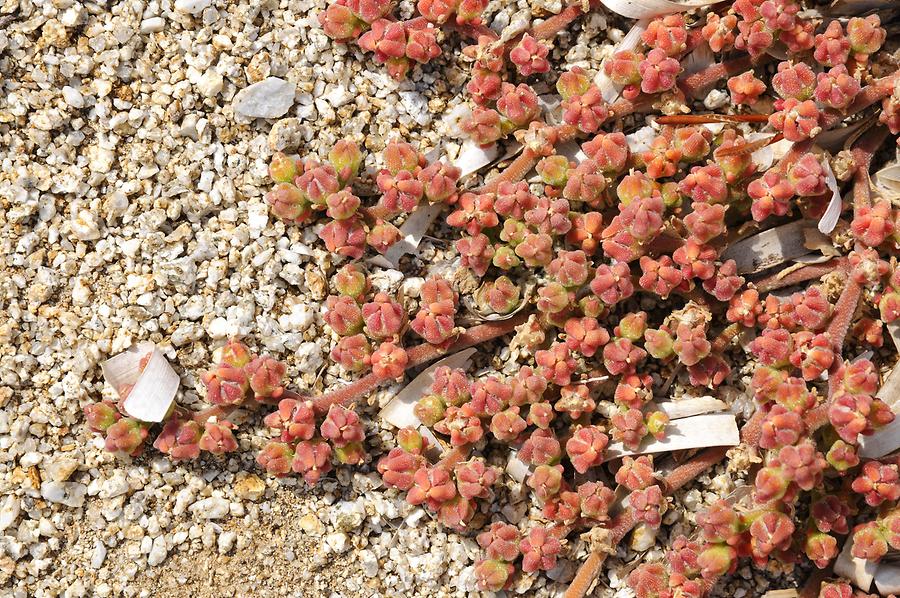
[606,413,740,459]
[100,342,180,423]
[654,396,727,419]
[379,348,476,454]
[721,220,831,274]
[834,535,876,592]
[597,0,720,20]
[857,355,900,459]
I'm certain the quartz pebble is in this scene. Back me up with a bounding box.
[232,78,296,119]
[40,482,87,508]
[174,0,212,15]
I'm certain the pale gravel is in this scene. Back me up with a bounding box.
[0,0,799,596]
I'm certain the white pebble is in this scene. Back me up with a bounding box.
[90,541,107,569]
[40,482,87,508]
[189,497,230,519]
[197,70,224,98]
[147,536,168,566]
[61,86,84,109]
[217,531,236,554]
[0,496,20,532]
[174,0,212,16]
[140,17,166,33]
[232,77,295,119]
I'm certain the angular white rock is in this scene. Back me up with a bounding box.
[0,496,20,532]
[232,77,295,119]
[606,413,740,459]
[101,342,179,423]
[174,0,212,15]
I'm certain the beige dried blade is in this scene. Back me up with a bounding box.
[818,157,843,234]
[597,0,720,20]
[721,219,829,274]
[100,342,179,423]
[379,348,477,431]
[606,413,739,458]
[506,449,532,483]
[654,396,727,419]
[368,201,445,269]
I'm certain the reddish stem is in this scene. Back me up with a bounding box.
[308,314,528,414]
[754,258,847,294]
[564,447,730,598]
[678,56,754,97]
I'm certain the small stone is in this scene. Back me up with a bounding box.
[147,536,167,566]
[325,532,349,553]
[90,541,107,569]
[359,549,379,577]
[99,472,130,498]
[42,455,80,482]
[174,0,212,15]
[70,210,101,241]
[0,496,20,532]
[298,513,325,536]
[197,70,224,98]
[190,497,230,519]
[40,482,87,508]
[232,77,295,119]
[61,86,84,109]
[140,17,166,33]
[268,117,304,152]
[217,531,236,554]
[233,474,265,501]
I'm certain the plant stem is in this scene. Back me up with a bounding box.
[309,313,529,414]
[565,446,730,598]
[754,258,846,294]
[678,56,755,98]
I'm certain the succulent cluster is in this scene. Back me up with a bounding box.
[82,0,900,595]
[85,340,287,461]
[319,0,488,79]
[268,140,461,259]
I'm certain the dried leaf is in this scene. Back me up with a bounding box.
[453,139,499,177]
[761,590,798,598]
[368,201,445,269]
[819,157,843,234]
[506,449,531,483]
[597,0,721,20]
[606,413,740,459]
[653,396,727,419]
[379,348,477,431]
[100,342,180,423]
[721,220,830,274]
